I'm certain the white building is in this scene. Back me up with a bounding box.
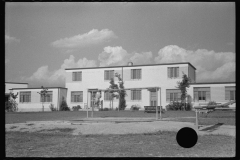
[5,82,28,102]
[9,87,67,112]
[65,62,235,110]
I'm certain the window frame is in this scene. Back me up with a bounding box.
[131,69,142,80]
[167,67,179,78]
[131,89,141,100]
[104,70,114,81]
[104,91,112,101]
[166,89,181,102]
[194,87,210,102]
[71,91,83,103]
[40,91,53,103]
[20,91,31,103]
[72,72,82,81]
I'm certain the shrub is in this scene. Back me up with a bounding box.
[72,105,81,111]
[49,104,57,111]
[59,97,70,111]
[130,104,141,111]
[103,108,109,111]
[166,101,192,111]
[5,99,18,112]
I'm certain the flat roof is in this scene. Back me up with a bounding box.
[5,82,28,84]
[94,87,161,91]
[190,82,235,85]
[65,62,196,70]
[10,87,67,90]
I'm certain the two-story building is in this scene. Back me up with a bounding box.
[65,62,235,110]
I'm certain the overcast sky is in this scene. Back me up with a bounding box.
[5,2,235,87]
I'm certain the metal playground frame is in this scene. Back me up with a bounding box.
[86,87,162,120]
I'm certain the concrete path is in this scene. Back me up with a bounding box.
[5,117,235,137]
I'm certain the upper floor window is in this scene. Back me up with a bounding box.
[20,91,31,103]
[225,86,235,101]
[167,67,179,78]
[71,91,83,102]
[104,70,114,80]
[131,69,141,79]
[131,89,141,100]
[194,87,210,102]
[166,89,181,102]
[72,72,82,81]
[40,91,52,102]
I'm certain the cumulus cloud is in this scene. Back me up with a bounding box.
[5,35,20,44]
[25,55,97,87]
[154,45,235,82]
[51,29,117,48]
[98,46,153,67]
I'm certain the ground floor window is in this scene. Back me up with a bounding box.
[104,92,112,101]
[40,91,53,102]
[20,91,31,102]
[71,91,83,102]
[225,86,235,100]
[131,90,141,100]
[166,89,181,102]
[194,87,210,102]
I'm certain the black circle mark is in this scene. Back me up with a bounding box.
[176,127,198,148]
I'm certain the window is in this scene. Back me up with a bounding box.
[131,90,141,100]
[20,91,31,103]
[194,87,210,102]
[72,72,82,81]
[71,91,83,102]
[167,67,179,78]
[131,69,141,79]
[104,70,114,80]
[104,92,112,101]
[225,86,235,100]
[40,91,52,102]
[166,89,181,102]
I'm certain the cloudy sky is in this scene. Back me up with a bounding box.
[5,2,235,87]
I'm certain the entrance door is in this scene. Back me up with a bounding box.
[150,91,157,106]
[90,92,97,108]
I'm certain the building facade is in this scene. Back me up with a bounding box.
[10,87,67,112]
[65,62,235,110]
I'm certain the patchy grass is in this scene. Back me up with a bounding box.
[5,110,235,126]
[37,128,75,134]
[9,126,17,129]
[6,131,235,157]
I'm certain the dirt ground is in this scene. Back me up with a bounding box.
[5,117,235,137]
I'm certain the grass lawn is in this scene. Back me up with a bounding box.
[6,130,235,157]
[5,110,235,125]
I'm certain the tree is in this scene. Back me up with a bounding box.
[5,92,18,112]
[115,73,127,110]
[176,72,191,110]
[59,97,70,111]
[108,78,119,110]
[37,86,48,112]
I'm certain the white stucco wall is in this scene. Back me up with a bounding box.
[65,64,193,110]
[10,88,67,112]
[188,83,235,108]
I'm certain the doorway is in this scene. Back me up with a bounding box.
[150,91,157,106]
[90,91,97,108]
